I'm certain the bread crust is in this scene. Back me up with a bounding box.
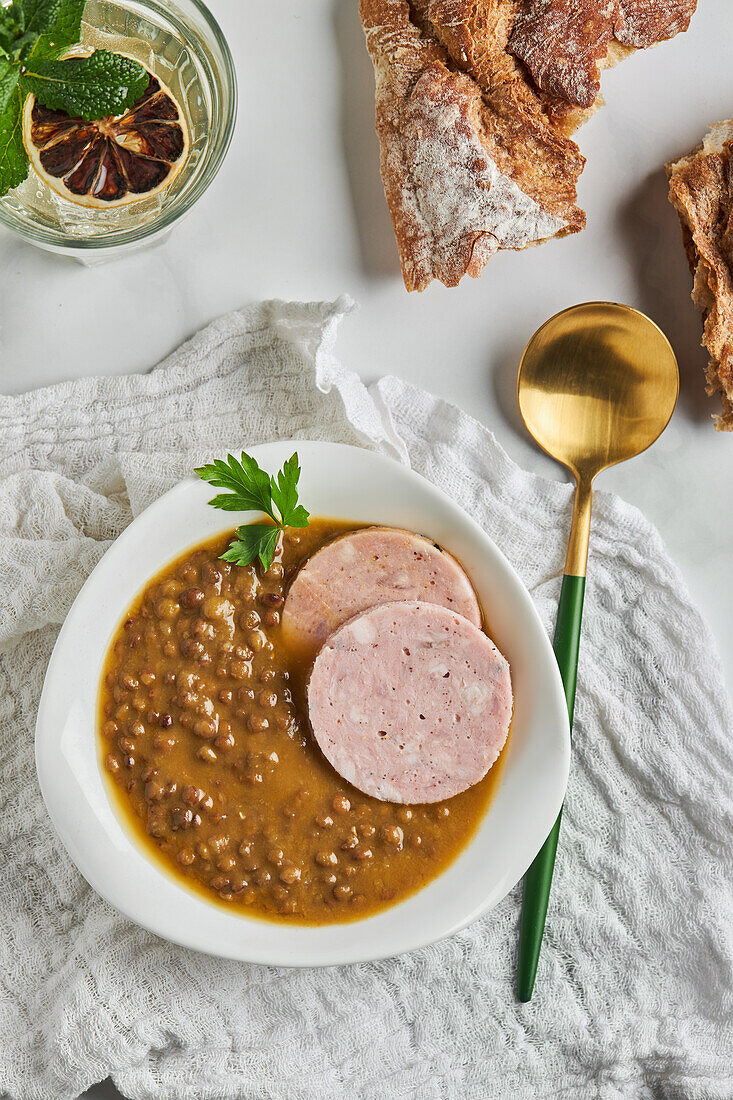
[361,0,697,291]
[509,0,697,113]
[360,0,585,291]
[667,122,733,431]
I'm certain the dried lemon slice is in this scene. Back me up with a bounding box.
[22,68,189,208]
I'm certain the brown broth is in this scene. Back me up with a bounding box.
[98,519,508,924]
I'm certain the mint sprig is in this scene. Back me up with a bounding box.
[21,0,62,37]
[0,4,26,56]
[195,452,311,571]
[22,51,148,118]
[0,0,148,198]
[28,0,84,60]
[0,84,26,192]
[0,56,21,113]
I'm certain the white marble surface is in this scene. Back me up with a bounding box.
[3,2,733,1093]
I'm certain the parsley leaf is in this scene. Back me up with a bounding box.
[194,453,276,518]
[21,49,148,119]
[221,525,280,571]
[270,452,310,528]
[196,451,311,571]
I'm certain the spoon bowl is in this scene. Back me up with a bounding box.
[518,302,679,484]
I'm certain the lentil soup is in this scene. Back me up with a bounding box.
[98,519,508,924]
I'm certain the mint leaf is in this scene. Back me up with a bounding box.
[0,58,20,114]
[29,0,84,60]
[0,84,28,195]
[21,0,61,36]
[21,49,148,119]
[0,3,25,54]
[222,525,280,571]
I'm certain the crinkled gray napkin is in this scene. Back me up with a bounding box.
[0,297,731,1100]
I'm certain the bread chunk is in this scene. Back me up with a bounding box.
[667,122,733,431]
[509,0,697,112]
[360,0,697,290]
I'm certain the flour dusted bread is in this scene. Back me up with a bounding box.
[667,122,733,431]
[510,0,697,119]
[359,0,584,291]
[360,0,698,291]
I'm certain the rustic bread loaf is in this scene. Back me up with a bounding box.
[360,0,698,291]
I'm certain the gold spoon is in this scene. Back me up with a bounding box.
[516,302,679,1001]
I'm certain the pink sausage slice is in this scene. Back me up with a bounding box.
[283,527,481,659]
[307,601,512,803]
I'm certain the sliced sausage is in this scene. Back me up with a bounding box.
[283,527,481,659]
[307,601,512,803]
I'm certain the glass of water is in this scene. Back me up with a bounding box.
[0,0,237,262]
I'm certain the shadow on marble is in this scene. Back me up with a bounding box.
[331,0,402,281]
[489,333,533,443]
[617,169,712,426]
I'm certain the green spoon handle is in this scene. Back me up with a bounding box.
[517,571,586,1002]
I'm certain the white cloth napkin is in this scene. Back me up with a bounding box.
[0,297,730,1100]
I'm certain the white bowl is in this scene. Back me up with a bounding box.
[36,441,570,966]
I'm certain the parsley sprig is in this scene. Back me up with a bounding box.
[0,0,148,197]
[195,451,310,571]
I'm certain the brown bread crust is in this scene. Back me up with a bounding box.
[360,0,585,291]
[667,123,733,431]
[361,0,697,291]
[509,0,697,111]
